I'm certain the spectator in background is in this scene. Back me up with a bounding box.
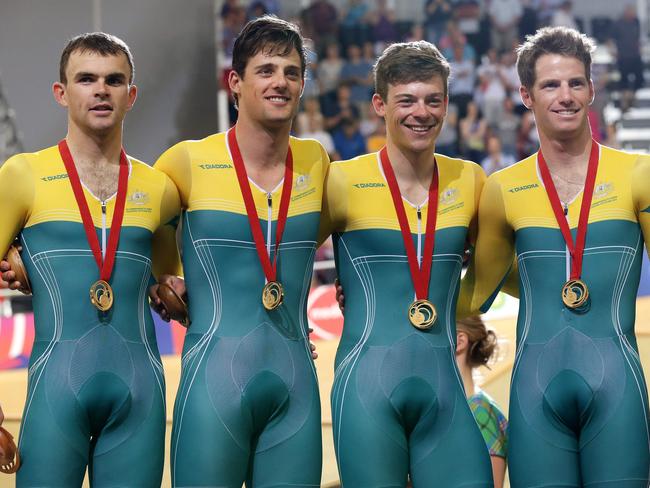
[476,48,507,128]
[442,21,476,62]
[455,316,508,488]
[333,117,367,160]
[369,0,400,46]
[460,100,487,162]
[248,0,279,16]
[362,40,378,64]
[436,102,459,156]
[340,0,371,50]
[322,82,361,132]
[406,23,426,43]
[360,103,381,137]
[500,49,527,114]
[481,135,516,175]
[360,104,386,152]
[488,0,523,53]
[317,43,344,98]
[424,0,453,44]
[296,98,340,160]
[448,41,477,119]
[303,0,339,55]
[519,0,539,39]
[303,37,320,99]
[536,0,565,26]
[612,4,644,112]
[220,0,240,18]
[496,98,520,156]
[550,0,577,29]
[247,1,269,20]
[341,44,374,105]
[222,5,247,63]
[365,122,387,153]
[516,110,539,159]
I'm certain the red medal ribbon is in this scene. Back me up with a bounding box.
[227,127,293,284]
[58,139,129,282]
[537,140,599,280]
[379,147,439,301]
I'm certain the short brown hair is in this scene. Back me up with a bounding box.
[374,41,450,100]
[516,26,595,90]
[457,316,498,368]
[232,15,306,79]
[60,32,134,84]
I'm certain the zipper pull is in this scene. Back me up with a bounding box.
[417,207,422,221]
[102,201,107,215]
[267,193,272,208]
[563,203,568,216]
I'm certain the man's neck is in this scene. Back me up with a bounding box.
[234,116,291,170]
[65,123,123,166]
[538,128,594,203]
[385,140,436,205]
[65,123,124,202]
[538,127,592,173]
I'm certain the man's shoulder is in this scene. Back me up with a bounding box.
[331,151,377,169]
[3,145,61,174]
[156,132,226,167]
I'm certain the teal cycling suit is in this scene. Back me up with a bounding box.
[465,145,650,487]
[155,132,329,487]
[321,152,494,487]
[0,146,180,487]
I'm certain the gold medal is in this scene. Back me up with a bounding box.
[408,299,437,330]
[561,279,589,309]
[90,280,114,312]
[262,281,284,310]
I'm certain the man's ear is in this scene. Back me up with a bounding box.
[53,82,68,107]
[371,93,386,118]
[520,85,533,109]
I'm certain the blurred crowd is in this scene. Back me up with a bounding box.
[220,0,643,177]
[219,0,644,283]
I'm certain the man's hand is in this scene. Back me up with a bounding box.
[335,278,345,315]
[0,245,30,294]
[149,275,187,323]
[308,328,318,360]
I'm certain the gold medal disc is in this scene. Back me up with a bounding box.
[408,299,437,330]
[262,281,284,310]
[562,279,589,309]
[90,280,114,312]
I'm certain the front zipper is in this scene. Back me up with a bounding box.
[416,206,422,266]
[101,200,107,259]
[563,203,570,279]
[267,192,273,260]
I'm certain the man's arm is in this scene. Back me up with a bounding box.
[317,157,345,247]
[633,155,650,254]
[459,174,516,316]
[0,155,34,278]
[150,144,191,322]
[151,175,182,280]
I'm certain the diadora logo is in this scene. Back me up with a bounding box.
[294,174,311,192]
[439,187,458,205]
[353,182,385,189]
[40,173,69,182]
[593,182,613,199]
[128,190,150,205]
[508,183,539,193]
[198,163,233,169]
